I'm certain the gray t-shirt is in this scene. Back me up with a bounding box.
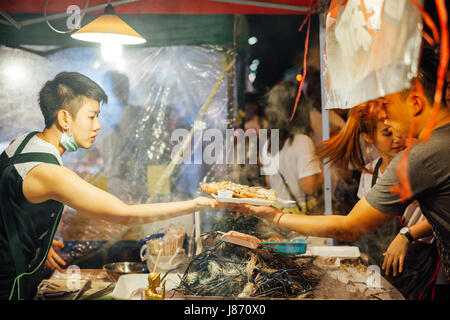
[366,122,450,276]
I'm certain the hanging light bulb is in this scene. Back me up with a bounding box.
[2,62,26,84]
[248,36,258,45]
[101,42,123,62]
[249,72,256,83]
[71,3,146,45]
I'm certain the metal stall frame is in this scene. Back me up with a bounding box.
[319,11,334,246]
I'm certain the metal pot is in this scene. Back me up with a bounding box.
[103,262,147,282]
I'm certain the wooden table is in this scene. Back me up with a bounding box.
[36,265,405,300]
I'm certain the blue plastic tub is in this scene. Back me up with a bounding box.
[260,239,310,254]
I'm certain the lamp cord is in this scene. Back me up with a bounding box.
[43,0,90,34]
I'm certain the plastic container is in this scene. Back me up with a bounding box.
[217,189,234,198]
[260,239,310,254]
[306,246,360,258]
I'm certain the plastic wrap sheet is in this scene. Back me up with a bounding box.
[0,45,235,261]
[324,0,423,109]
[0,46,50,147]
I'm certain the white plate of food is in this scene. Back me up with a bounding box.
[202,181,296,207]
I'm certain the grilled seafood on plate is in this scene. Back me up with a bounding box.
[201,181,278,201]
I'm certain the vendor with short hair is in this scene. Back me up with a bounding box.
[0,72,219,300]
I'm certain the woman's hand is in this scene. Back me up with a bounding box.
[45,240,67,271]
[382,234,410,277]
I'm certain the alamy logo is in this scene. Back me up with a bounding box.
[65,265,81,290]
[66,5,81,30]
[365,265,382,289]
[170,128,280,175]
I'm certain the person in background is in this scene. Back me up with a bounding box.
[98,70,147,203]
[0,72,218,300]
[234,92,267,187]
[260,81,322,215]
[316,102,439,299]
[305,68,356,216]
[243,92,266,135]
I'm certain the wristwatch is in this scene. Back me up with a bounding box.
[400,227,415,243]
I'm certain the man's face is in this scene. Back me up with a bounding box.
[378,92,414,140]
[71,97,101,149]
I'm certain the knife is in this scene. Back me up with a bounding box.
[72,280,92,300]
[80,282,115,300]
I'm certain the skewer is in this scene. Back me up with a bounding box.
[187,224,195,258]
[152,248,163,273]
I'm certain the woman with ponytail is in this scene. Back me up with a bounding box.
[316,102,405,264]
[315,103,382,175]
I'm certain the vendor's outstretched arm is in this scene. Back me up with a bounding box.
[224,197,394,242]
[23,163,218,225]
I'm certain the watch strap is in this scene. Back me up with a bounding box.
[402,229,415,243]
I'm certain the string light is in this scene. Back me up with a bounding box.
[248,36,258,45]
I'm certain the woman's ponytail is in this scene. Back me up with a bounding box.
[315,104,378,173]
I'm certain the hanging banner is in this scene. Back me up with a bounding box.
[324,0,423,109]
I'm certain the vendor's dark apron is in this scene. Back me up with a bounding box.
[0,132,64,300]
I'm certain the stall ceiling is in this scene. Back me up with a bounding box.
[0,0,315,87]
[0,0,314,49]
[0,13,238,48]
[1,0,314,15]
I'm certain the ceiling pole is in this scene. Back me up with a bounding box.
[319,11,333,246]
[211,0,315,13]
[0,8,22,29]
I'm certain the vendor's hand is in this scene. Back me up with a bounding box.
[45,240,66,271]
[382,234,410,277]
[195,196,221,209]
[222,203,280,220]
